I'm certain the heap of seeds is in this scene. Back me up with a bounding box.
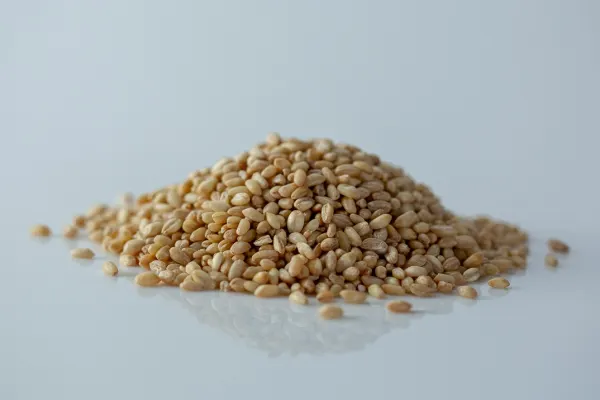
[54,134,531,301]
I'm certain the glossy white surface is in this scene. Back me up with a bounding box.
[2,1,600,399]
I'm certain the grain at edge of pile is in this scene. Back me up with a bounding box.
[254,284,280,298]
[30,224,51,237]
[319,304,344,320]
[135,271,160,287]
[547,239,569,254]
[63,225,78,239]
[71,248,95,259]
[339,290,367,304]
[488,277,510,289]
[102,261,118,277]
[368,284,386,299]
[316,290,335,303]
[289,291,308,305]
[545,254,558,267]
[386,300,412,313]
[457,285,478,299]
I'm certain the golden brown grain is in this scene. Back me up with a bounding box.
[119,254,137,267]
[405,265,428,277]
[180,279,205,291]
[463,267,481,283]
[63,225,78,239]
[135,271,160,287]
[289,291,309,305]
[386,300,412,313]
[437,281,454,294]
[368,284,386,299]
[254,284,280,298]
[548,239,569,254]
[31,224,51,237]
[457,285,478,299]
[340,290,367,304]
[488,277,510,289]
[545,254,558,267]
[381,284,406,296]
[319,304,343,320]
[71,248,95,259]
[102,261,118,276]
[316,290,335,303]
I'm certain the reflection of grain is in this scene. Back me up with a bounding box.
[153,290,457,357]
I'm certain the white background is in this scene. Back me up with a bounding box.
[1,1,599,399]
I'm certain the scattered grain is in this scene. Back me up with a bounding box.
[488,277,510,289]
[102,261,118,276]
[71,248,94,259]
[63,225,78,239]
[319,304,343,320]
[386,300,412,313]
[544,253,558,267]
[548,239,569,254]
[31,224,51,237]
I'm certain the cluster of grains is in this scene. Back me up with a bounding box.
[37,134,533,317]
[545,239,569,267]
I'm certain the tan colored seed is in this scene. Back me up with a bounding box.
[340,290,367,304]
[488,277,510,289]
[395,211,418,228]
[71,248,94,259]
[243,280,260,293]
[316,290,335,303]
[289,291,309,305]
[545,254,558,267]
[123,239,145,255]
[381,284,406,296]
[254,284,280,298]
[369,214,392,230]
[31,224,51,237]
[230,241,251,255]
[386,300,412,313]
[405,265,428,277]
[120,254,137,267]
[287,210,304,233]
[437,281,454,293]
[293,169,307,186]
[63,225,78,239]
[463,252,484,268]
[265,213,280,229]
[463,267,481,283]
[457,285,478,299]
[180,279,205,291]
[361,237,388,253]
[548,239,569,254]
[482,263,500,276]
[368,284,387,299]
[319,304,344,320]
[321,203,334,224]
[161,218,182,235]
[169,247,190,265]
[135,271,160,287]
[409,283,434,297]
[102,261,118,276]
[242,208,264,222]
